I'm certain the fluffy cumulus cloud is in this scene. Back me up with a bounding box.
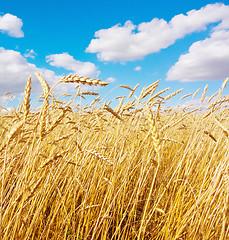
[86,3,229,62]
[0,49,101,95]
[24,49,37,59]
[46,53,100,77]
[166,30,229,82]
[0,47,58,94]
[0,13,24,37]
[134,66,141,71]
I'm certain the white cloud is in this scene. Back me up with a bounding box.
[86,3,229,62]
[134,66,141,71]
[181,97,210,110]
[24,49,37,59]
[46,53,100,77]
[106,77,116,83]
[0,13,24,38]
[0,47,58,94]
[0,49,102,96]
[166,30,229,82]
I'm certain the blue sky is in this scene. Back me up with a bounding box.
[1,0,229,109]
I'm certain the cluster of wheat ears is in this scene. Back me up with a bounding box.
[0,74,228,239]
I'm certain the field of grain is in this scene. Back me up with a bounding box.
[0,74,228,239]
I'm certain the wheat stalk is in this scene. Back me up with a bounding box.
[146,107,161,156]
[118,85,134,91]
[138,106,162,239]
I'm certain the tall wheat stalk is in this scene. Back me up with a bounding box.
[138,106,161,239]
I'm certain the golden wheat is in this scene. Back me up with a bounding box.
[192,87,201,99]
[80,91,99,96]
[146,107,161,156]
[60,74,109,86]
[201,84,208,103]
[127,83,139,100]
[179,93,192,101]
[22,75,31,121]
[35,73,50,95]
[222,77,229,90]
[104,104,123,121]
[0,74,228,240]
[164,88,183,101]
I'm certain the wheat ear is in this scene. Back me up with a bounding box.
[201,84,208,103]
[179,93,192,101]
[23,75,31,121]
[148,87,170,102]
[192,88,201,99]
[35,73,50,96]
[118,85,134,91]
[222,77,229,90]
[35,73,51,137]
[60,75,109,86]
[80,91,99,96]
[164,88,183,101]
[208,91,219,103]
[104,105,123,121]
[139,81,160,100]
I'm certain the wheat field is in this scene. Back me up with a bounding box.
[0,74,228,239]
